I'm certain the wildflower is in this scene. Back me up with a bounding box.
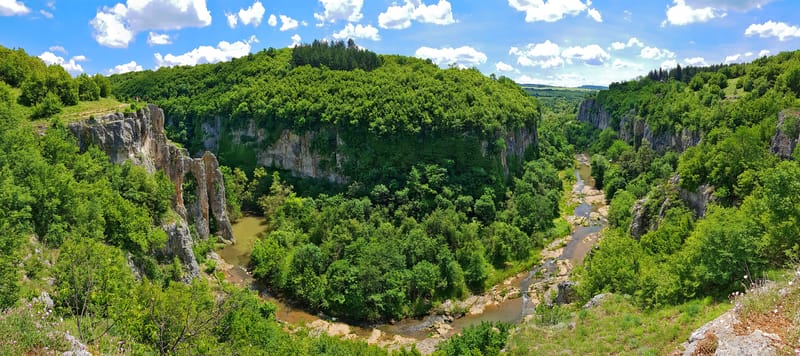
[744,275,748,279]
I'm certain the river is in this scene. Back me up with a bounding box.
[216,154,607,353]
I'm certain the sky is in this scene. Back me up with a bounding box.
[1,0,799,87]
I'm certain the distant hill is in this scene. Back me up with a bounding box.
[518,83,601,107]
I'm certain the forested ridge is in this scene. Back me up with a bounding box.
[575,50,800,308]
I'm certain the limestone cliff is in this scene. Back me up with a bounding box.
[68,104,234,244]
[770,110,800,159]
[577,99,700,152]
[202,119,537,183]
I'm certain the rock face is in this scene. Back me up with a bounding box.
[770,110,800,159]
[69,105,234,244]
[681,310,778,356]
[161,220,201,281]
[629,198,649,239]
[203,118,537,182]
[577,99,701,152]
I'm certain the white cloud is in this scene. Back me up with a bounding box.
[225,12,237,28]
[90,0,212,48]
[611,59,644,71]
[495,61,514,72]
[759,49,771,57]
[662,0,723,26]
[331,23,380,41]
[49,45,66,54]
[378,0,455,30]
[147,32,171,46]
[611,37,643,50]
[744,51,754,57]
[724,54,741,63]
[154,36,258,68]
[660,59,678,69]
[415,46,487,68]
[38,51,84,75]
[107,60,143,75]
[640,46,676,60]
[279,15,299,31]
[39,9,53,18]
[587,8,602,22]
[314,0,363,24]
[745,21,800,41]
[414,0,456,25]
[268,14,277,26]
[510,40,564,68]
[507,0,597,23]
[561,45,609,65]
[238,1,265,27]
[0,0,30,16]
[290,34,302,48]
[683,56,708,66]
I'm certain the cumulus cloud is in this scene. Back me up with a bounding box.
[38,51,85,75]
[290,34,302,48]
[147,32,171,46]
[495,61,514,72]
[510,40,564,68]
[107,60,143,75]
[662,0,724,26]
[640,46,676,60]
[683,57,708,66]
[238,1,265,26]
[745,51,754,57]
[759,49,771,57]
[268,14,277,26]
[90,0,212,48]
[745,21,800,41]
[314,0,363,24]
[378,0,456,30]
[587,8,602,22]
[225,12,237,28]
[0,0,30,16]
[611,37,644,50]
[279,15,298,31]
[415,46,487,68]
[154,36,257,68]
[507,0,599,23]
[724,54,741,63]
[562,45,609,65]
[331,23,380,41]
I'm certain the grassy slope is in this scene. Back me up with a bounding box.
[507,295,729,355]
[9,87,126,128]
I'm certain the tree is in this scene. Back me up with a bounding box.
[53,238,135,343]
[77,73,100,101]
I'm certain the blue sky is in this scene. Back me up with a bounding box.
[1,0,799,86]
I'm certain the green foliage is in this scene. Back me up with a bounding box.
[31,91,62,118]
[291,39,381,71]
[53,237,135,343]
[434,321,511,356]
[608,190,635,229]
[76,73,100,101]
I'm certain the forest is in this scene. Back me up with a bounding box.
[575,50,800,308]
[111,41,573,322]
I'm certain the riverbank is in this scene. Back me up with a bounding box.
[213,153,608,354]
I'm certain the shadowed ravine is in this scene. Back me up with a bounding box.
[216,153,607,353]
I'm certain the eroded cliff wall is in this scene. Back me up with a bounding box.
[577,99,700,152]
[69,105,235,279]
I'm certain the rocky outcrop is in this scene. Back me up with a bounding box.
[553,281,577,306]
[161,220,201,282]
[770,110,800,159]
[629,198,649,239]
[203,118,537,182]
[681,310,779,356]
[69,105,234,243]
[577,99,701,152]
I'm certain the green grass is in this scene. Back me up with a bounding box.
[506,294,730,355]
[723,78,745,98]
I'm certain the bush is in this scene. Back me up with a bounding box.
[31,91,62,119]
